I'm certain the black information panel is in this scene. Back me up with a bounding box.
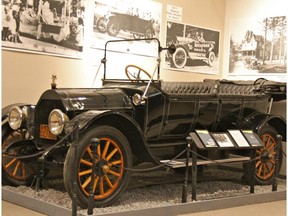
[195,130,217,148]
[194,129,263,149]
[227,129,251,148]
[241,130,263,147]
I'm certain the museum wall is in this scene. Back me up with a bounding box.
[1,0,225,108]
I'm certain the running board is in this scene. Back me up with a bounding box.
[160,154,250,168]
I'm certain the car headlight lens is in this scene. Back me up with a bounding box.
[8,106,26,130]
[48,109,68,135]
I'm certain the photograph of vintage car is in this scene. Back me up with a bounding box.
[92,0,161,51]
[2,38,286,208]
[165,21,220,74]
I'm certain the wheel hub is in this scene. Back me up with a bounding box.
[95,159,109,177]
[260,149,272,164]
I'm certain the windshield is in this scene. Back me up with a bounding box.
[100,38,162,81]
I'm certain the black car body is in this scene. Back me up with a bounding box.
[106,12,155,39]
[2,38,286,208]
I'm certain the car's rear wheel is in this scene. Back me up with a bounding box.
[64,125,132,208]
[170,47,187,69]
[243,125,282,185]
[96,17,107,33]
[2,123,38,186]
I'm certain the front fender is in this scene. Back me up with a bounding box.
[64,110,109,134]
[64,110,157,163]
[239,111,286,141]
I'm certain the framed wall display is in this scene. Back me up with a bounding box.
[241,130,263,147]
[2,0,86,58]
[195,130,218,148]
[164,20,220,75]
[227,129,251,147]
[228,16,287,79]
[210,132,235,148]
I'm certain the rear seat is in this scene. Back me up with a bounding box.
[161,82,264,96]
[162,82,217,95]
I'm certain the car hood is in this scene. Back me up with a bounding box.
[37,88,132,112]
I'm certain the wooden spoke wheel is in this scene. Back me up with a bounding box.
[79,137,124,199]
[64,126,132,208]
[2,126,37,186]
[255,133,277,181]
[243,125,282,185]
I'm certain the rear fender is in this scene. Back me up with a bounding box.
[239,112,286,141]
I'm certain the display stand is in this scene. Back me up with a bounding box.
[181,130,264,203]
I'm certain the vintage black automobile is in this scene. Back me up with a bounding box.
[106,12,155,40]
[2,38,286,208]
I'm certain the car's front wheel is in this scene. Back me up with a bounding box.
[64,125,132,208]
[207,51,215,66]
[2,123,38,186]
[107,20,120,37]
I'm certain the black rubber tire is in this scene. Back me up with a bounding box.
[63,125,132,208]
[2,123,37,186]
[243,125,283,185]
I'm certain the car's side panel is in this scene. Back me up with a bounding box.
[145,92,166,139]
[162,100,196,137]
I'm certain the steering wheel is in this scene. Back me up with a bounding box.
[125,65,152,81]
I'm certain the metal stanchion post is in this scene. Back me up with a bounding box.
[249,149,256,194]
[87,138,99,215]
[182,137,191,203]
[72,122,79,216]
[272,135,282,192]
[191,142,197,201]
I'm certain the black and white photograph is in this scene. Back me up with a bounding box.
[1,0,86,58]
[229,16,287,76]
[164,21,220,74]
[91,0,162,56]
[211,133,235,148]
